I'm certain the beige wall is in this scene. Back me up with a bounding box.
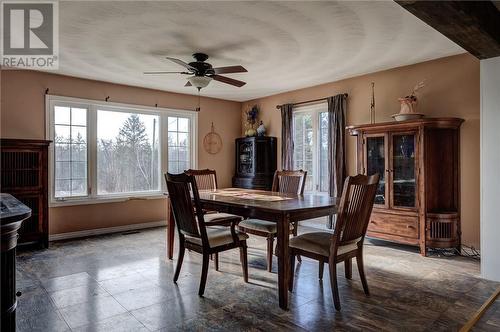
[242,53,480,248]
[1,70,242,234]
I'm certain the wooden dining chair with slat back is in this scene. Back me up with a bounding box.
[288,174,380,311]
[185,168,243,271]
[165,172,249,296]
[238,170,307,272]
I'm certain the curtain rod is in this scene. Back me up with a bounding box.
[275,93,348,110]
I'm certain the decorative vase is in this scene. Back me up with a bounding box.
[246,128,256,137]
[256,121,266,136]
[398,97,418,114]
[245,119,257,137]
[392,97,424,121]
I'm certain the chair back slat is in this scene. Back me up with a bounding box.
[186,169,218,191]
[333,174,380,246]
[272,170,307,195]
[165,173,208,241]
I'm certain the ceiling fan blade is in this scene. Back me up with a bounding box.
[166,57,196,71]
[185,81,192,87]
[211,75,246,87]
[143,71,190,75]
[212,65,248,74]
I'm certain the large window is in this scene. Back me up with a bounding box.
[47,95,197,205]
[293,102,329,193]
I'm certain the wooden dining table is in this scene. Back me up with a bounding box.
[166,188,337,310]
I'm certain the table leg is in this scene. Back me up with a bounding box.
[167,199,175,260]
[276,213,290,310]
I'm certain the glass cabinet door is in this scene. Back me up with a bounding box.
[365,136,386,205]
[238,142,254,174]
[392,134,416,208]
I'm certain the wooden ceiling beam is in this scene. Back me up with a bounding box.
[395,1,500,59]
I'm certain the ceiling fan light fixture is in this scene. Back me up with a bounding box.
[188,76,212,89]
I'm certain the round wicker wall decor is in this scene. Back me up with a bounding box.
[203,122,223,155]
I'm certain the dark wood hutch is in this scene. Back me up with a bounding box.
[347,118,463,256]
[0,139,51,248]
[232,136,277,190]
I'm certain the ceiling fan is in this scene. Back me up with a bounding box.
[144,53,247,90]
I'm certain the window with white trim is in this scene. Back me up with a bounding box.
[46,95,197,205]
[292,102,329,193]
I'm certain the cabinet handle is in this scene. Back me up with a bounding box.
[407,225,415,229]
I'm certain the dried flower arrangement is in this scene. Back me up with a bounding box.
[405,81,426,102]
[244,105,259,136]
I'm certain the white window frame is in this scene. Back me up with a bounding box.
[46,95,198,207]
[292,102,329,194]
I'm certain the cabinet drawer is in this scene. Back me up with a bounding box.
[368,212,419,239]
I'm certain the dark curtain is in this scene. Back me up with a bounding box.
[280,104,294,170]
[327,94,347,198]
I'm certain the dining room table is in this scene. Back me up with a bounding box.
[165,188,337,310]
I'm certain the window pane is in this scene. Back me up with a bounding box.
[72,162,86,179]
[97,110,160,195]
[178,148,188,162]
[55,179,71,197]
[71,179,87,196]
[178,118,189,132]
[178,162,189,172]
[71,108,87,126]
[53,105,88,198]
[55,161,71,179]
[178,133,188,147]
[167,117,191,171]
[54,106,70,125]
[168,146,179,162]
[168,162,178,174]
[55,125,70,143]
[71,126,87,143]
[71,144,87,161]
[168,117,177,131]
[168,132,178,146]
[55,143,70,161]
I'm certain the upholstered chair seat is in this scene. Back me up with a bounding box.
[204,213,243,225]
[289,232,360,257]
[186,228,249,248]
[238,219,293,233]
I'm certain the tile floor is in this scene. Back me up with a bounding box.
[15,226,499,331]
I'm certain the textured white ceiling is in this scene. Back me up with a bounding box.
[54,1,464,102]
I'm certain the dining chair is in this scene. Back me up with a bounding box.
[165,172,249,296]
[238,170,307,272]
[288,174,380,311]
[185,168,244,270]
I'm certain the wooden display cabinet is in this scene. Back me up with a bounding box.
[347,118,463,256]
[232,136,277,190]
